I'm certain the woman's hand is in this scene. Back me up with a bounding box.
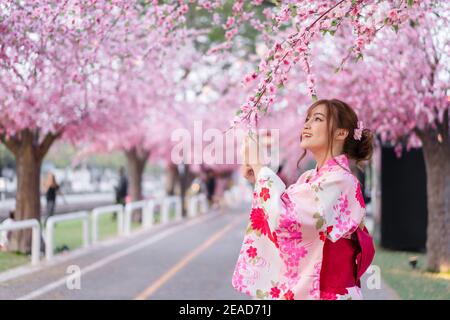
[241,164,256,184]
[241,134,264,179]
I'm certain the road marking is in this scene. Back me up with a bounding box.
[134,215,242,300]
[16,213,219,300]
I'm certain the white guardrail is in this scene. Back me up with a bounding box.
[224,188,238,208]
[91,204,124,244]
[122,196,182,234]
[161,196,182,223]
[124,200,150,236]
[224,185,252,208]
[188,194,208,217]
[0,219,40,265]
[45,210,90,261]
[6,194,215,264]
[197,194,208,215]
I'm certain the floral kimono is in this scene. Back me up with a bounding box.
[232,153,375,300]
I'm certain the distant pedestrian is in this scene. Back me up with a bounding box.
[115,167,128,206]
[44,172,64,225]
[0,210,15,252]
[113,167,128,220]
[205,168,216,207]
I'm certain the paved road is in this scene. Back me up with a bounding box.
[0,203,398,300]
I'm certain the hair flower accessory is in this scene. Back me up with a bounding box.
[354,121,364,141]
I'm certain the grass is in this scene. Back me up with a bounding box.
[0,251,30,273]
[374,245,450,300]
[52,213,138,251]
[52,206,176,251]
[0,207,177,272]
[154,206,178,224]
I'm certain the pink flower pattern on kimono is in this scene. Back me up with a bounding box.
[260,187,271,201]
[270,286,281,298]
[336,193,351,216]
[232,258,249,293]
[283,290,295,300]
[249,207,279,248]
[232,246,271,293]
[250,207,271,237]
[274,192,310,285]
[331,193,352,237]
[278,216,302,241]
[232,272,246,292]
[280,192,295,213]
[309,261,322,299]
[277,234,307,270]
[323,180,365,240]
[247,246,258,258]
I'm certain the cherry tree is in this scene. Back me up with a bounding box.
[0,0,122,252]
[0,0,192,252]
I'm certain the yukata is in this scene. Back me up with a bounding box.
[232,153,375,300]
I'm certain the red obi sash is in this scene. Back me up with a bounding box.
[320,226,375,295]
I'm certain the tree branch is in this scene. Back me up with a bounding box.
[37,131,62,161]
[0,134,21,156]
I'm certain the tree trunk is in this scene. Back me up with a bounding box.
[125,148,149,224]
[9,144,42,253]
[125,148,149,202]
[1,130,59,253]
[164,163,195,217]
[178,164,196,217]
[165,163,178,196]
[417,127,450,273]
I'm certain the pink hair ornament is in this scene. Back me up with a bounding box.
[354,121,364,141]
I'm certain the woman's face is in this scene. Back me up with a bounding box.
[47,173,55,183]
[300,104,329,152]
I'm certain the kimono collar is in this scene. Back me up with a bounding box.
[314,153,350,175]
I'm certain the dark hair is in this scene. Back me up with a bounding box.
[297,98,374,171]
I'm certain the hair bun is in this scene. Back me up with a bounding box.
[347,128,373,168]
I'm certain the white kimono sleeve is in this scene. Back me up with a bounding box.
[312,172,366,242]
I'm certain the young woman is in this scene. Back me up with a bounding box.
[232,99,375,300]
[44,172,61,224]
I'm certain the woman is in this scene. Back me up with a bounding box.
[232,99,375,300]
[0,210,15,252]
[44,172,61,224]
[205,168,216,208]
